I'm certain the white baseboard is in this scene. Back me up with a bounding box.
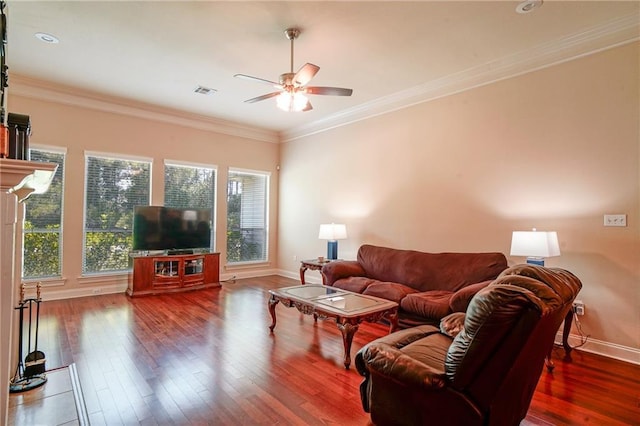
[278,268,323,284]
[556,332,640,366]
[42,282,129,301]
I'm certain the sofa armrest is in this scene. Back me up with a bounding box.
[321,260,366,286]
[449,280,493,312]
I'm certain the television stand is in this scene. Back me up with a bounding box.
[127,252,220,297]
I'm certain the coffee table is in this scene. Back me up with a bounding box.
[268,285,398,369]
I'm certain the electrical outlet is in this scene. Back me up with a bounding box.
[293,255,297,261]
[573,300,585,316]
[604,214,627,227]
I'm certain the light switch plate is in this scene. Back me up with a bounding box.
[604,214,627,227]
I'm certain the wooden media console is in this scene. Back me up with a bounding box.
[127,252,220,297]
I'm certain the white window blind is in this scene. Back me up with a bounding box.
[83,153,151,274]
[22,147,65,279]
[164,162,216,249]
[226,169,269,263]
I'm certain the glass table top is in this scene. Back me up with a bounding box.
[282,285,345,300]
[270,285,396,315]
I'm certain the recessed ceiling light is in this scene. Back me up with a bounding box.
[516,0,543,14]
[35,32,59,44]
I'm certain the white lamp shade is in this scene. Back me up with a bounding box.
[510,231,561,258]
[318,223,347,240]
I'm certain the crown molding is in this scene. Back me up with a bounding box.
[9,75,280,144]
[282,13,640,142]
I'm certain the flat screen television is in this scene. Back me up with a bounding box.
[132,206,212,252]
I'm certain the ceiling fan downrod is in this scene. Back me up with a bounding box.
[284,28,300,73]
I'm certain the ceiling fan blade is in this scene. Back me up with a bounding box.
[294,63,320,86]
[234,74,282,89]
[305,86,353,96]
[244,91,282,103]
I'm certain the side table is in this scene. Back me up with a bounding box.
[299,259,333,284]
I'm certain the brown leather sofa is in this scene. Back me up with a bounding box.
[354,264,582,426]
[321,244,508,326]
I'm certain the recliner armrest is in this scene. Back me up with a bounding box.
[356,337,447,392]
[321,260,366,286]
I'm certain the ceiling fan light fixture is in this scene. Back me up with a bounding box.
[235,26,352,110]
[277,91,308,112]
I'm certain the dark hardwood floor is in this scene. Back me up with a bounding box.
[10,275,640,425]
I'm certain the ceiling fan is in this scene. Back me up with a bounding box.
[234,28,353,112]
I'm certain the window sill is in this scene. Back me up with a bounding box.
[22,277,67,288]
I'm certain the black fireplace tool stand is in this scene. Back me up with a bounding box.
[10,283,47,393]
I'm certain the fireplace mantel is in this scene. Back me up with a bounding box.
[1,158,57,426]
[0,158,57,201]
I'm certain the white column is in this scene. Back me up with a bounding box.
[0,190,17,426]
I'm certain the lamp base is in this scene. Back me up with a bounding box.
[327,241,338,260]
[526,257,545,266]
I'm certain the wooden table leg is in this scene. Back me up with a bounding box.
[268,295,279,332]
[387,309,399,334]
[299,264,307,284]
[336,321,358,369]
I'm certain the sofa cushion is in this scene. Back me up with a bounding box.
[333,277,377,293]
[400,290,454,319]
[362,282,418,304]
[356,244,508,293]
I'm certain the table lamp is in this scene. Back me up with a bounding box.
[318,223,347,260]
[510,228,560,266]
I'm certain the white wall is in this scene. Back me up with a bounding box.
[278,42,640,362]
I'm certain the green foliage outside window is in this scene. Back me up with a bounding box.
[83,156,150,274]
[84,231,132,272]
[23,226,60,278]
[23,149,64,279]
[164,165,215,210]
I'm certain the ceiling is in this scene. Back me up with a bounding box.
[6,1,640,141]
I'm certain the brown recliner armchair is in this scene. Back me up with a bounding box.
[355,264,582,426]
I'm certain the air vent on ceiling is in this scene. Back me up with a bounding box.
[194,85,217,95]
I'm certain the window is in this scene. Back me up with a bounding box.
[164,161,216,249]
[226,169,269,263]
[83,153,151,274]
[22,147,65,279]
